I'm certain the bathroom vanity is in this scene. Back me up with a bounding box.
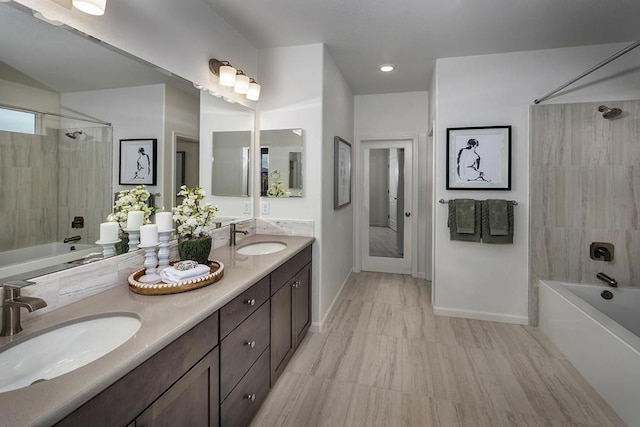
[0,235,313,427]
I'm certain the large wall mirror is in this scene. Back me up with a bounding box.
[260,129,304,197]
[0,2,255,281]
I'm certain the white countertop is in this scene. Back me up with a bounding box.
[0,234,314,427]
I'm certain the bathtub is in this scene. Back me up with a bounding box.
[539,280,640,426]
[0,243,100,280]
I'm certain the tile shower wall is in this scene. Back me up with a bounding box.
[0,130,58,250]
[530,99,640,321]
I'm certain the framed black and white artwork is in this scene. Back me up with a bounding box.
[334,136,352,209]
[446,126,511,190]
[119,138,157,185]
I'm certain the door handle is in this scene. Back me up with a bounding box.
[405,212,411,217]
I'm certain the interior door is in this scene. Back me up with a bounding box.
[361,139,413,274]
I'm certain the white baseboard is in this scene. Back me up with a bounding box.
[433,306,529,325]
[311,271,353,333]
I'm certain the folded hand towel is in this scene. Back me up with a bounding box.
[481,200,514,244]
[160,264,210,283]
[455,199,476,234]
[487,199,508,235]
[448,199,481,242]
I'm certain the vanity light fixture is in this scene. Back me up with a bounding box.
[72,0,106,16]
[32,11,64,26]
[208,58,261,101]
[379,64,395,72]
[246,79,261,101]
[234,71,250,94]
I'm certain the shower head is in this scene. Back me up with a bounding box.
[598,105,622,119]
[65,130,83,139]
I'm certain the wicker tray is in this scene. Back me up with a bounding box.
[128,260,224,295]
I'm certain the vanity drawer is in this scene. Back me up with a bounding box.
[220,348,270,427]
[271,244,312,295]
[220,275,270,339]
[220,301,270,400]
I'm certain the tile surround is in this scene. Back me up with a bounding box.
[530,99,640,324]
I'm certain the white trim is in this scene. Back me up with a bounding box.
[433,306,529,325]
[171,131,198,209]
[310,270,352,333]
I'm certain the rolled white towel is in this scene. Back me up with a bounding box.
[160,264,210,283]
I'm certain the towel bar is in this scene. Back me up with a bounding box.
[438,198,518,206]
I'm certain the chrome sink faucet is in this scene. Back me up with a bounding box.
[230,223,248,246]
[1,284,47,336]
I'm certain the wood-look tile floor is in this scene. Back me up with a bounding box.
[251,272,625,427]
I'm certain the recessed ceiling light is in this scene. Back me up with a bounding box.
[379,64,395,72]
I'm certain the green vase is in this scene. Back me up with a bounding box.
[178,237,212,265]
[115,233,129,255]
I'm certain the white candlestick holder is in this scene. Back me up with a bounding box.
[157,229,173,273]
[138,243,161,284]
[124,228,141,252]
[96,238,120,258]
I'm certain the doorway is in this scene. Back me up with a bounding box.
[175,135,199,206]
[360,138,415,274]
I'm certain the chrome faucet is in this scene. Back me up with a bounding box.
[596,272,618,288]
[1,284,47,336]
[230,223,248,246]
[64,235,82,243]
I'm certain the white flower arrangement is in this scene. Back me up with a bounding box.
[172,185,218,239]
[108,185,155,231]
[267,180,290,197]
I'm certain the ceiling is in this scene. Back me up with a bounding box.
[201,0,640,95]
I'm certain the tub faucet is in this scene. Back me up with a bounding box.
[230,223,248,246]
[64,235,81,243]
[596,272,618,288]
[1,284,47,336]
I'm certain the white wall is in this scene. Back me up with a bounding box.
[433,42,640,324]
[258,43,324,325]
[15,0,257,100]
[61,84,165,205]
[354,91,430,278]
[320,46,354,326]
[0,79,59,115]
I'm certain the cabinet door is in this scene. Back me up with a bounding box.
[135,348,219,427]
[270,276,294,385]
[293,263,312,346]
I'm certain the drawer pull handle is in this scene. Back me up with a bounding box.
[245,393,256,402]
[292,281,299,288]
[246,340,256,348]
[246,298,256,306]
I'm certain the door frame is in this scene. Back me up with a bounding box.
[355,134,419,277]
[171,132,198,209]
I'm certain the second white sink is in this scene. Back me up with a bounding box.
[0,313,141,393]
[237,242,287,255]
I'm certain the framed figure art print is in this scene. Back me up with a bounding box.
[119,138,157,185]
[334,136,352,209]
[446,126,511,190]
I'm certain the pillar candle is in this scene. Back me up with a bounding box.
[155,212,173,232]
[100,222,119,242]
[126,210,144,230]
[139,224,159,246]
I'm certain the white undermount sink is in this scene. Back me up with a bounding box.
[237,241,287,256]
[0,313,141,393]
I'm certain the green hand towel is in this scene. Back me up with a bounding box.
[455,199,476,234]
[487,199,508,235]
[481,200,514,244]
[448,200,481,242]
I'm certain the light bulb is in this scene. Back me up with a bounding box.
[218,65,237,87]
[246,82,261,101]
[72,0,106,16]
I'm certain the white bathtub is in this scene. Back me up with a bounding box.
[539,280,640,426]
[0,243,100,280]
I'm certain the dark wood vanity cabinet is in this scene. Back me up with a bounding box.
[270,246,312,385]
[57,243,312,427]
